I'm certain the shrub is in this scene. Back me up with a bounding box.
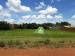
[0,41,6,47]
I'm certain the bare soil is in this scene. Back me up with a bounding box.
[60,27,75,32]
[0,47,75,56]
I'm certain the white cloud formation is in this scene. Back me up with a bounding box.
[47,15,54,19]
[0,10,11,19]
[51,0,61,4]
[40,2,45,6]
[22,15,46,24]
[54,15,63,19]
[51,0,54,4]
[0,11,16,24]
[39,6,58,15]
[47,14,63,23]
[6,0,31,12]
[68,15,75,27]
[35,2,46,10]
[22,15,31,19]
[21,5,63,24]
[71,15,75,19]
[4,18,16,24]
[22,14,46,20]
[21,14,63,24]
[0,5,16,24]
[0,5,3,10]
[0,1,63,24]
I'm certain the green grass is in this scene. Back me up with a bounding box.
[0,29,75,40]
[0,29,75,48]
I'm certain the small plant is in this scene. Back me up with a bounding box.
[0,41,6,48]
[7,40,15,48]
[43,39,50,45]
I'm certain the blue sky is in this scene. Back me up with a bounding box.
[0,0,75,26]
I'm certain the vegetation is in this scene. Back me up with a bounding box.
[0,21,71,30]
[0,21,74,48]
[0,29,74,48]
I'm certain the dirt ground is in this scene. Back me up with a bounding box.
[0,47,75,56]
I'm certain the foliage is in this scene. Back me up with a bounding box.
[0,21,71,30]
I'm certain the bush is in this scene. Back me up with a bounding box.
[0,41,6,47]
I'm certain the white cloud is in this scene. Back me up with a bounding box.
[0,11,16,24]
[68,20,75,27]
[4,18,16,24]
[0,5,3,10]
[36,14,46,19]
[0,5,16,24]
[0,1,63,24]
[47,15,54,19]
[51,0,61,4]
[22,15,31,19]
[31,15,37,19]
[31,15,47,24]
[68,15,75,27]
[0,10,11,18]
[46,14,63,23]
[39,6,58,15]
[35,2,46,10]
[71,15,75,18]
[35,6,62,23]
[22,14,46,20]
[21,14,47,24]
[54,15,63,19]
[40,2,45,6]
[7,0,31,12]
[51,0,54,4]
[21,13,63,24]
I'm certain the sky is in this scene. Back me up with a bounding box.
[0,0,75,26]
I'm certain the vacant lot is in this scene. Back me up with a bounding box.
[0,29,74,48]
[0,29,75,56]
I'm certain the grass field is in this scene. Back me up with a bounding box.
[0,29,75,40]
[0,29,75,48]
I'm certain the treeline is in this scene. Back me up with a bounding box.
[0,21,71,30]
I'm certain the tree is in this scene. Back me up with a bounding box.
[43,23,54,29]
[60,22,71,26]
[0,21,10,30]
